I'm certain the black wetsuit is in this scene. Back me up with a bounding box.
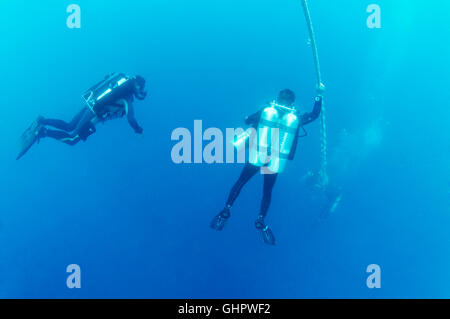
[41,93,136,145]
[41,107,95,145]
[225,95,323,218]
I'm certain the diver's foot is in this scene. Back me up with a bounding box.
[255,216,276,245]
[210,207,231,231]
[36,116,45,125]
[36,125,46,143]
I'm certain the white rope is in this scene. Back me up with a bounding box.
[300,0,328,187]
[301,0,322,84]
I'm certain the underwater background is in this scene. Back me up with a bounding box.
[0,0,449,298]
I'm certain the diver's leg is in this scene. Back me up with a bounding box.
[41,128,81,146]
[210,163,259,231]
[260,173,278,218]
[39,107,94,146]
[40,108,88,132]
[255,173,278,245]
[225,163,260,207]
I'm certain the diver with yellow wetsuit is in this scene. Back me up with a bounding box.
[16,73,147,160]
[210,86,325,245]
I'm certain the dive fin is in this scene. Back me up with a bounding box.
[329,193,343,215]
[210,208,230,231]
[261,226,276,245]
[255,216,276,245]
[16,118,43,160]
[318,190,343,221]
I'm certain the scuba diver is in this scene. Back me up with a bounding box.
[210,85,325,245]
[302,170,343,222]
[16,73,147,160]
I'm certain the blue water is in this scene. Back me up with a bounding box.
[0,0,449,298]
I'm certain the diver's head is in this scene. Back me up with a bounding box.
[277,89,296,106]
[134,75,147,100]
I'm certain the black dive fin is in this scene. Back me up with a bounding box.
[261,226,276,245]
[210,208,230,231]
[16,119,42,160]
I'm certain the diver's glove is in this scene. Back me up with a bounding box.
[255,215,276,245]
[316,83,326,97]
[136,91,147,100]
[135,126,144,134]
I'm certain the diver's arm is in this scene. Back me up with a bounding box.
[245,109,262,126]
[121,99,143,134]
[302,83,326,125]
[301,95,323,125]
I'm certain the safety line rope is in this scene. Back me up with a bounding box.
[301,0,328,187]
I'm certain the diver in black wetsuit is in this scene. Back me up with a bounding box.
[210,85,325,245]
[16,74,147,159]
[39,74,147,145]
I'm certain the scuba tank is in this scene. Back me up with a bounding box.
[249,105,278,167]
[233,128,254,153]
[249,101,300,173]
[272,110,300,173]
[82,73,136,119]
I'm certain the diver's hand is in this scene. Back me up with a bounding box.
[316,83,326,96]
[135,127,144,135]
